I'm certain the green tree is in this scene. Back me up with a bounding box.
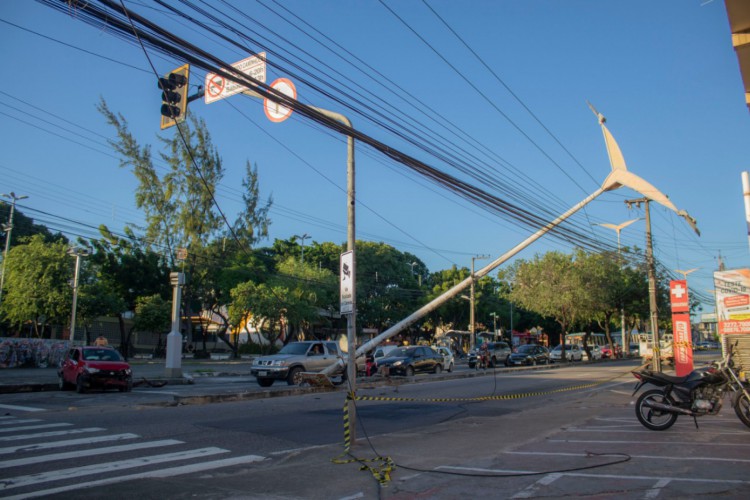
[88,226,171,356]
[0,235,71,337]
[99,100,272,352]
[507,251,584,348]
[133,294,172,356]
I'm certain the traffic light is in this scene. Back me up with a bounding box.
[159,64,190,130]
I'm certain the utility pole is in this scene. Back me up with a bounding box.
[470,255,490,351]
[0,192,28,306]
[626,198,661,371]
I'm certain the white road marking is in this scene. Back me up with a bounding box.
[0,433,139,455]
[0,447,229,491]
[4,454,267,499]
[644,478,671,499]
[0,423,71,434]
[511,473,562,499]
[547,439,750,447]
[0,419,41,426]
[507,450,750,463]
[0,427,106,442]
[0,404,45,412]
[0,439,184,468]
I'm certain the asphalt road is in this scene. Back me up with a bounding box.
[1,356,748,499]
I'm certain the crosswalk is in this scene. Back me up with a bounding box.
[0,405,266,498]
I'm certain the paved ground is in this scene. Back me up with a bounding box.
[2,352,747,499]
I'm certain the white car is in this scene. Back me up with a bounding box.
[582,345,603,361]
[549,344,583,362]
[433,346,455,372]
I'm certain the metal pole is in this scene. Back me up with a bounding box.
[743,171,750,253]
[470,255,489,350]
[68,247,89,345]
[0,192,28,306]
[308,106,358,443]
[165,272,185,378]
[597,218,638,354]
[643,199,662,372]
[470,258,475,352]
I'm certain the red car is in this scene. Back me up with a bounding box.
[58,346,133,393]
[600,344,623,359]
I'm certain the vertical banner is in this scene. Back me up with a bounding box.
[340,250,354,315]
[672,313,693,376]
[669,280,693,376]
[714,269,750,334]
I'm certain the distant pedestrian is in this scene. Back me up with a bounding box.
[94,336,108,347]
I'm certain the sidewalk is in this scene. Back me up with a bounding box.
[0,358,257,394]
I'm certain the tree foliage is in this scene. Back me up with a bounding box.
[0,235,71,336]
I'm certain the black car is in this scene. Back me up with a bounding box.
[377,346,444,376]
[507,344,550,366]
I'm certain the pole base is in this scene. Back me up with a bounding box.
[164,367,183,378]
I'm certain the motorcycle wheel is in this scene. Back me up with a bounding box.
[636,389,678,431]
[733,390,750,429]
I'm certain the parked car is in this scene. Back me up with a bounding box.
[694,341,710,351]
[433,345,455,372]
[549,344,583,362]
[376,346,444,376]
[251,341,365,387]
[582,345,603,361]
[372,344,400,365]
[467,341,512,368]
[58,346,133,393]
[628,343,641,356]
[507,344,550,366]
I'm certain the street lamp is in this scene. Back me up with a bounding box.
[470,254,490,351]
[409,261,421,287]
[293,233,310,263]
[0,192,28,306]
[490,312,499,340]
[68,247,90,345]
[597,218,640,354]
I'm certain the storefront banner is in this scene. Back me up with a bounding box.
[714,269,750,335]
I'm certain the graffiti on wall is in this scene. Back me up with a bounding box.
[0,338,70,369]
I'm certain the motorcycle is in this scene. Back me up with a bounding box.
[631,342,750,431]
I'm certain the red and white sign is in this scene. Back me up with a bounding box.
[264,78,296,123]
[204,52,266,104]
[669,280,689,313]
[672,313,694,376]
[714,269,750,335]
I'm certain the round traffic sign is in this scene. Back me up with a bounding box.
[264,78,296,123]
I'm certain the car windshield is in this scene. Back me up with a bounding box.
[83,349,123,361]
[278,343,311,355]
[388,347,410,358]
[517,345,536,353]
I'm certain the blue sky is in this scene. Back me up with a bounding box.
[1,0,749,317]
